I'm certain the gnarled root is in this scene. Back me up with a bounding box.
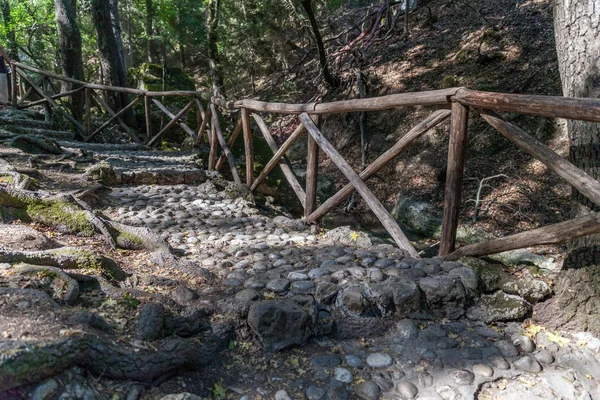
[0,321,234,390]
[11,264,80,305]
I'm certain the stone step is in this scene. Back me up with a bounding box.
[2,126,75,140]
[0,117,53,130]
[3,108,46,121]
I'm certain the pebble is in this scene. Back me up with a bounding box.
[395,319,419,340]
[366,353,393,368]
[306,386,325,400]
[372,372,394,391]
[396,381,418,399]
[488,355,510,370]
[437,386,462,400]
[513,335,535,353]
[288,272,309,281]
[472,363,494,377]
[266,278,290,293]
[345,354,363,367]
[333,367,353,383]
[534,349,554,364]
[275,390,291,400]
[312,355,342,368]
[513,355,542,373]
[450,369,474,385]
[494,340,519,357]
[416,371,434,387]
[355,380,380,400]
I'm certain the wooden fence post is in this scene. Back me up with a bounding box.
[85,89,92,135]
[208,109,218,170]
[144,95,152,141]
[10,63,17,108]
[305,116,320,218]
[241,108,254,186]
[439,101,469,255]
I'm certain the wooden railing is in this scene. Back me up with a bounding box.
[8,61,600,260]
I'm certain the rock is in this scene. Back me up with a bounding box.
[248,300,315,351]
[472,363,494,377]
[450,369,474,385]
[31,379,58,400]
[326,381,349,400]
[315,282,338,303]
[235,288,260,303]
[160,394,202,400]
[306,386,326,400]
[534,349,554,364]
[134,303,164,341]
[366,353,393,368]
[436,386,463,400]
[394,319,419,340]
[494,340,519,357]
[0,224,60,251]
[396,381,418,399]
[467,291,531,322]
[345,354,363,367]
[171,285,199,303]
[309,268,331,279]
[388,280,421,317]
[372,372,394,391]
[288,272,309,281]
[333,367,353,383]
[326,226,372,248]
[447,267,480,294]
[291,280,315,293]
[275,390,292,400]
[513,335,535,353]
[355,380,380,400]
[312,355,343,368]
[513,355,542,373]
[391,195,442,238]
[266,278,290,293]
[419,276,467,319]
[488,249,560,272]
[488,355,510,370]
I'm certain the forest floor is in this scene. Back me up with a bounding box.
[0,109,599,400]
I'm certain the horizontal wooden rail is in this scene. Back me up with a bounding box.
[481,110,600,208]
[13,61,205,99]
[455,89,600,123]
[300,113,419,257]
[147,99,195,146]
[443,212,600,261]
[213,88,459,114]
[20,87,84,109]
[306,109,451,223]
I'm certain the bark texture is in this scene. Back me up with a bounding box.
[145,0,157,62]
[554,0,600,267]
[207,0,226,98]
[54,0,85,121]
[1,0,18,61]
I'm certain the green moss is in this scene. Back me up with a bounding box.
[0,175,14,183]
[116,230,145,250]
[441,75,460,89]
[27,200,95,236]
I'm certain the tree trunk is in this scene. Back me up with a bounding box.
[54,0,84,122]
[207,0,226,98]
[300,0,339,88]
[109,0,126,70]
[91,0,135,126]
[1,1,18,61]
[535,0,600,336]
[145,0,157,63]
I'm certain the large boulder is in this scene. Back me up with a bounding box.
[248,299,316,351]
[391,195,442,238]
[418,276,468,319]
[326,226,372,248]
[0,224,60,251]
[467,291,531,322]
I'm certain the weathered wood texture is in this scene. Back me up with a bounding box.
[439,102,469,256]
[216,119,242,170]
[195,105,211,146]
[481,110,600,208]
[213,87,459,114]
[11,64,17,107]
[305,123,319,218]
[147,99,195,146]
[444,212,600,261]
[85,88,92,135]
[210,104,242,184]
[209,123,218,170]
[144,95,152,140]
[250,123,306,192]
[242,108,254,186]
[299,113,419,257]
[20,87,84,109]
[306,109,451,223]
[151,98,197,140]
[455,88,600,123]
[87,96,143,142]
[252,113,306,207]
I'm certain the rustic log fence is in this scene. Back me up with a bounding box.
[8,61,600,261]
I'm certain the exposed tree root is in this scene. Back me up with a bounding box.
[0,321,234,390]
[9,135,64,155]
[0,247,127,281]
[11,264,80,305]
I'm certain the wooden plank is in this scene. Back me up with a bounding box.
[208,114,218,170]
[18,76,43,105]
[147,99,195,146]
[455,88,600,123]
[242,108,254,186]
[216,119,243,170]
[151,98,197,140]
[16,68,86,137]
[299,113,419,257]
[195,105,211,147]
[252,113,307,208]
[305,128,319,218]
[10,64,17,107]
[481,110,600,208]
[85,89,92,135]
[250,123,307,192]
[19,87,84,109]
[214,87,459,114]
[439,102,469,256]
[306,109,451,223]
[144,95,152,141]
[443,212,600,261]
[210,104,242,185]
[86,95,143,142]
[91,91,142,144]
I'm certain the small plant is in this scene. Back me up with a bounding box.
[120,292,140,309]
[212,381,227,399]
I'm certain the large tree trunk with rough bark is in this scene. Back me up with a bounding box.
[146,0,157,63]
[207,0,226,98]
[1,1,18,61]
[90,0,134,125]
[54,0,85,122]
[109,0,127,70]
[534,0,600,335]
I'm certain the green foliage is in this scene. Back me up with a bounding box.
[212,382,227,399]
